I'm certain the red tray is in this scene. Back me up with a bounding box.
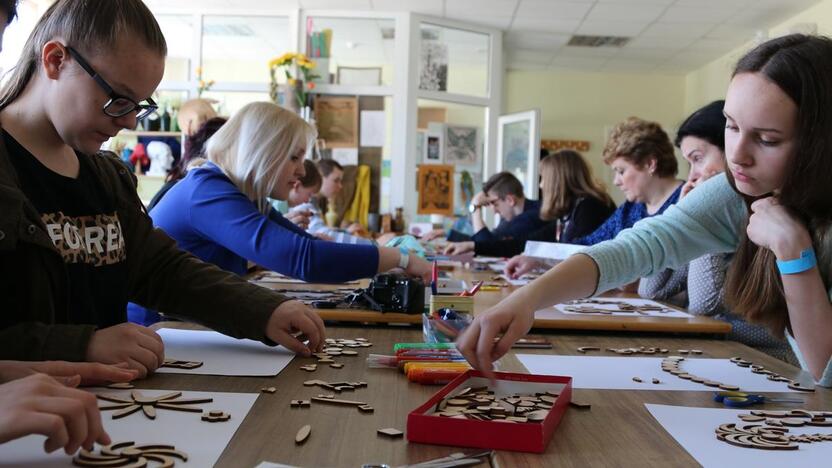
[407,370,572,453]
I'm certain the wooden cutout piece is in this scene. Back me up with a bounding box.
[106,382,135,390]
[295,424,312,444]
[788,381,816,392]
[330,363,344,369]
[377,428,404,438]
[570,401,591,410]
[201,411,231,422]
[74,441,188,467]
[161,359,203,370]
[261,387,277,393]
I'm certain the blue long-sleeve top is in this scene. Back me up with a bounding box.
[471,198,546,242]
[127,162,379,326]
[572,183,683,246]
[147,162,379,280]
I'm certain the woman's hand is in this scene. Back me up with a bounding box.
[406,255,433,283]
[265,300,326,357]
[455,299,536,380]
[287,210,311,230]
[680,168,719,198]
[421,228,446,242]
[504,255,546,279]
[443,241,474,256]
[0,374,109,454]
[747,197,812,260]
[85,324,165,378]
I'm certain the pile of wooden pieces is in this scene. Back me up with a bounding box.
[716,410,832,450]
[577,346,702,355]
[430,386,557,423]
[563,299,673,315]
[729,357,815,392]
[302,337,372,372]
[661,356,740,391]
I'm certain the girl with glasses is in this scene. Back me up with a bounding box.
[0,0,325,382]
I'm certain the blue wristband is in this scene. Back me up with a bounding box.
[776,248,817,275]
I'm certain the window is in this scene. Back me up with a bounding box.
[202,16,290,84]
[304,17,395,86]
[419,23,490,97]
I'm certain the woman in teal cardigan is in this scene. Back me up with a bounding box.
[457,34,832,386]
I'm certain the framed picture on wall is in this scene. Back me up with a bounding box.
[314,96,359,148]
[417,164,454,216]
[423,129,444,164]
[497,109,541,200]
[444,125,480,166]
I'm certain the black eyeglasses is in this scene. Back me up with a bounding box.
[67,46,158,120]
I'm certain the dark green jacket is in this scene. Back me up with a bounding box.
[0,132,291,361]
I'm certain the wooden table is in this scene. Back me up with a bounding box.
[250,265,731,335]
[146,323,826,467]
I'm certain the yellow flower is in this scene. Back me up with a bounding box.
[288,78,297,86]
[196,66,203,76]
[199,80,205,88]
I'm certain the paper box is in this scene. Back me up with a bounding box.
[407,370,572,453]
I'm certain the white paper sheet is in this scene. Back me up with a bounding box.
[0,389,258,467]
[516,355,799,392]
[360,110,386,147]
[156,329,295,377]
[522,241,585,260]
[537,297,693,318]
[646,404,832,468]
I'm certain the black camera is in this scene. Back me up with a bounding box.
[360,273,425,314]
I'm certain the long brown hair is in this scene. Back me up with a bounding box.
[0,0,166,110]
[724,34,832,337]
[539,150,613,221]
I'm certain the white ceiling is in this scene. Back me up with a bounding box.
[145,0,822,74]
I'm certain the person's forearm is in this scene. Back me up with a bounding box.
[783,268,832,381]
[378,247,403,272]
[501,253,599,313]
[471,209,487,233]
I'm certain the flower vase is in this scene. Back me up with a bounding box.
[278,81,304,114]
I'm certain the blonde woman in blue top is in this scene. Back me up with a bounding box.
[457,34,832,386]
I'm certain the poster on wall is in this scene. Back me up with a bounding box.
[417,164,454,216]
[497,109,541,200]
[419,41,448,92]
[314,96,359,148]
[444,125,480,166]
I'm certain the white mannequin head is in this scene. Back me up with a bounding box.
[146,140,174,176]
